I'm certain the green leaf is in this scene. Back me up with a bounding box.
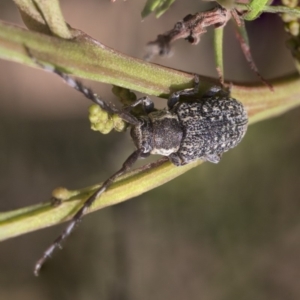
[235,3,300,18]
[141,0,176,19]
[244,0,270,20]
[12,0,72,38]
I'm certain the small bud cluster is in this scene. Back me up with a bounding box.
[89,104,126,134]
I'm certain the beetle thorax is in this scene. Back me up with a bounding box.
[131,109,183,156]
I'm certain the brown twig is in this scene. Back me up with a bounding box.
[145,4,230,60]
[145,4,272,89]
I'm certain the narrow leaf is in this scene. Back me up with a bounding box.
[141,0,176,19]
[244,0,270,21]
[12,0,72,38]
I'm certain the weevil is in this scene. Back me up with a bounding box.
[28,54,248,275]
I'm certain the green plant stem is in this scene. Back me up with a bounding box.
[0,158,202,241]
[0,20,300,241]
[214,27,224,83]
[0,20,197,97]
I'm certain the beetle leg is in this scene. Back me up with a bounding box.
[125,96,155,114]
[167,75,200,109]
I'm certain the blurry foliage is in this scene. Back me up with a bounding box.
[141,0,176,18]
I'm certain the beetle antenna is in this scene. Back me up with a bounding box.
[34,149,143,276]
[25,46,140,126]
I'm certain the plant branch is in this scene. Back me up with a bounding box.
[0,158,203,241]
[0,20,197,97]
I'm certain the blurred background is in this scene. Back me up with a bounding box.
[0,0,300,299]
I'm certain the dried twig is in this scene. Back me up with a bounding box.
[145,5,230,60]
[145,4,272,89]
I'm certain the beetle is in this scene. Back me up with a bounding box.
[28,52,248,275]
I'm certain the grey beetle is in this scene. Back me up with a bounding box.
[131,78,248,165]
[28,53,248,275]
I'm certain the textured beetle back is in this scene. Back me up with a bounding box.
[173,96,248,164]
